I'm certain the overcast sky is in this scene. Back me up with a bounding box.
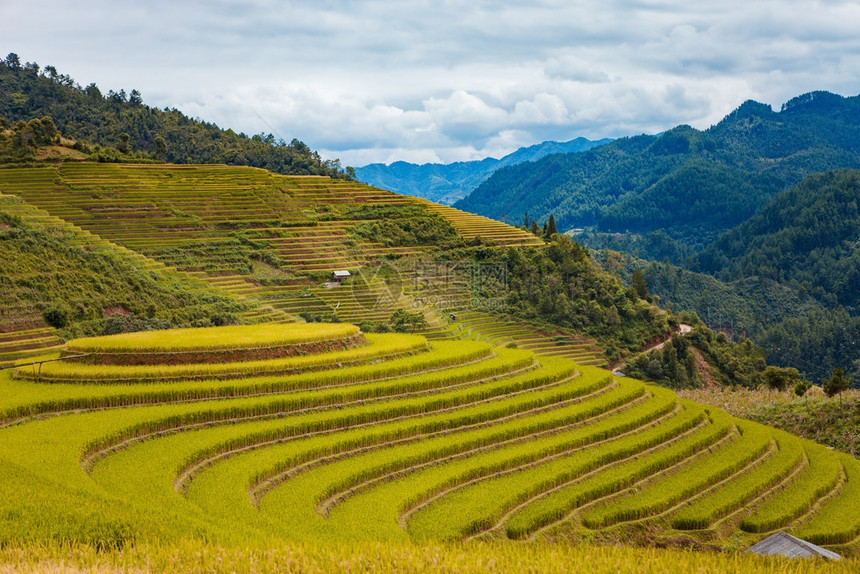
[3,1,860,166]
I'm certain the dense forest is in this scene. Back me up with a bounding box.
[597,179,860,383]
[456,92,860,384]
[696,169,860,310]
[622,325,773,390]
[0,53,350,178]
[444,235,673,363]
[458,92,860,250]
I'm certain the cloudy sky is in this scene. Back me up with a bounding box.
[3,1,860,166]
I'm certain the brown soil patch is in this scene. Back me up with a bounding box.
[102,306,131,318]
[34,145,87,161]
[690,347,720,388]
[63,333,366,366]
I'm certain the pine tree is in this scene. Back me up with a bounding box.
[546,214,558,236]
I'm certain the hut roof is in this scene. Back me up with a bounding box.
[747,531,841,560]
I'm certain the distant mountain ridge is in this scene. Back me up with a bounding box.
[456,91,860,248]
[355,137,611,204]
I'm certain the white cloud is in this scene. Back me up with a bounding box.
[2,0,860,165]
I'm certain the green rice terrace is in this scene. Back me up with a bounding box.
[1,323,858,557]
[0,163,606,368]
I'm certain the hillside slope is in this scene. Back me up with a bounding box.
[697,169,860,309]
[596,245,859,382]
[1,163,657,365]
[356,137,611,205]
[457,91,860,249]
[0,191,245,363]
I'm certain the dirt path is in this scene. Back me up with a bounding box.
[612,324,692,375]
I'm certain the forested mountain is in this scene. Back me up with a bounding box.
[0,53,349,178]
[643,260,857,382]
[696,169,860,310]
[688,169,860,380]
[594,170,860,381]
[356,137,610,204]
[457,91,860,249]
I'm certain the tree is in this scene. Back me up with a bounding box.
[154,135,168,160]
[523,212,530,229]
[546,213,558,236]
[84,83,102,100]
[28,116,58,146]
[117,132,130,154]
[129,89,142,106]
[794,380,811,413]
[389,309,427,333]
[4,53,21,71]
[631,269,649,300]
[823,367,851,408]
[760,365,803,392]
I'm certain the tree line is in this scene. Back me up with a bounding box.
[0,53,353,178]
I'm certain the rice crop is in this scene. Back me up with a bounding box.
[670,431,805,530]
[793,454,860,545]
[65,323,360,354]
[0,340,497,425]
[21,333,428,383]
[0,318,853,556]
[741,444,843,533]
[504,405,734,539]
[581,420,773,529]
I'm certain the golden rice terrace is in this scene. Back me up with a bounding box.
[0,323,857,554]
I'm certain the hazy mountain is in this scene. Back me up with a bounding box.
[355,137,611,205]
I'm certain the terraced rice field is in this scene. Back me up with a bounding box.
[0,164,537,296]
[0,164,604,366]
[0,326,64,367]
[427,311,606,367]
[0,189,254,362]
[0,323,856,555]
